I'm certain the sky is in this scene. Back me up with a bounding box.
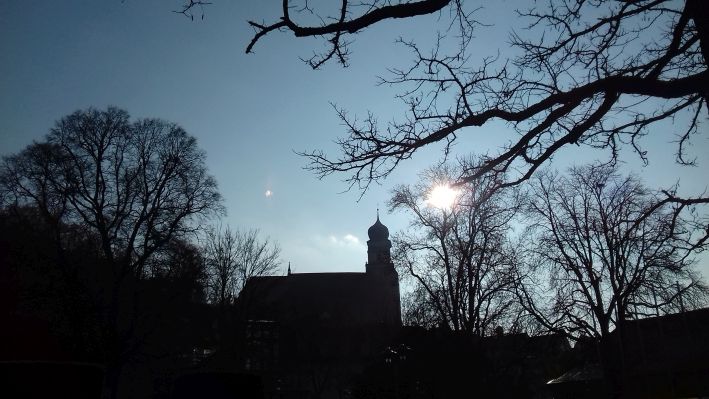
[1,0,707,276]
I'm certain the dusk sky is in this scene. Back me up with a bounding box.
[2,0,707,276]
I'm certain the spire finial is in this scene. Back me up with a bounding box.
[377,205,380,220]
[287,262,291,276]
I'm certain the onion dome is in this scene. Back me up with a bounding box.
[368,216,389,240]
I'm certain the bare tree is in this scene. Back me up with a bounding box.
[1,107,223,279]
[0,106,223,398]
[227,0,707,196]
[204,225,240,307]
[390,160,523,335]
[518,164,709,343]
[203,225,282,307]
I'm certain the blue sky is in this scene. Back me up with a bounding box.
[2,1,707,276]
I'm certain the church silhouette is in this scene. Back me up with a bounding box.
[235,215,402,397]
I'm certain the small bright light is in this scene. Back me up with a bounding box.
[426,184,459,210]
[264,190,273,198]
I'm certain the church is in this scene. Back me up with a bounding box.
[235,215,402,397]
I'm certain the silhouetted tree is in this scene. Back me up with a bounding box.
[230,0,708,196]
[518,164,708,344]
[0,106,223,398]
[1,107,223,278]
[390,160,523,334]
[204,226,240,309]
[203,226,281,307]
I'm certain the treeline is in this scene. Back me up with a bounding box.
[393,158,709,343]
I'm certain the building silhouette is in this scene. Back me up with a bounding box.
[235,215,401,397]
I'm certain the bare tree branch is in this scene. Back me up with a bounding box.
[246,0,709,195]
[246,0,454,67]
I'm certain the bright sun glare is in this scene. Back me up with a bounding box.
[426,184,459,210]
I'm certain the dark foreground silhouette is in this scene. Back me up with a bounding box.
[0,361,103,399]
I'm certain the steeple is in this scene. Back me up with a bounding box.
[365,212,401,327]
[366,213,393,272]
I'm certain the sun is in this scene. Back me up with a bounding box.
[426,184,459,210]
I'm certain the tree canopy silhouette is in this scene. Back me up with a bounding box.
[228,0,708,193]
[518,164,708,342]
[391,160,524,333]
[203,225,281,308]
[1,106,223,279]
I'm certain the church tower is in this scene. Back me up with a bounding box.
[365,213,401,327]
[366,214,394,271]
